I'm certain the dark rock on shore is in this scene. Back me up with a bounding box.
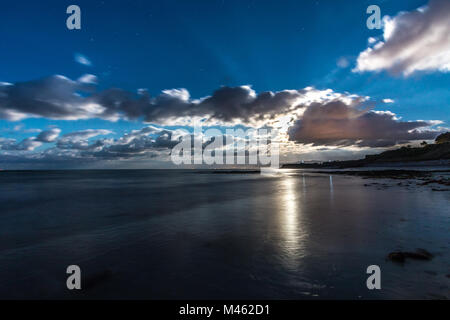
[388,249,434,263]
[420,178,450,186]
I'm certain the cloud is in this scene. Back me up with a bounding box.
[13,124,23,131]
[8,75,424,137]
[0,124,41,134]
[337,57,349,68]
[288,97,442,147]
[1,137,42,151]
[51,127,182,159]
[0,128,61,151]
[382,98,394,104]
[0,137,18,150]
[0,75,445,153]
[60,129,113,141]
[367,37,377,44]
[0,75,336,125]
[354,0,450,76]
[56,129,113,150]
[78,74,97,84]
[1,125,271,165]
[0,75,108,121]
[43,126,186,161]
[74,53,92,66]
[36,128,61,142]
[190,86,303,125]
[14,138,43,151]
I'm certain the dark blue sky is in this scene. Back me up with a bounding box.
[1,0,434,91]
[0,0,448,167]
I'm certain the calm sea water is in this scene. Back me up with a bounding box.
[0,169,448,299]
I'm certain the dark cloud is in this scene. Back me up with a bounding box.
[0,76,305,124]
[0,76,99,121]
[288,99,442,147]
[35,128,61,142]
[190,86,303,124]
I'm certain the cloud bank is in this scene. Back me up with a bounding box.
[0,75,341,125]
[56,127,185,160]
[0,74,445,166]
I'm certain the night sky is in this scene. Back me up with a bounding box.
[0,0,448,168]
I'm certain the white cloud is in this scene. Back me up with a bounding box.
[78,74,97,84]
[59,129,113,142]
[13,124,24,131]
[382,99,394,103]
[74,53,92,66]
[367,37,377,44]
[337,57,349,68]
[354,0,450,76]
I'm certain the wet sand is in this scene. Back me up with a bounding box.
[0,169,448,299]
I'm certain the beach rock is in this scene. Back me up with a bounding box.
[388,252,406,263]
[388,249,433,263]
[408,248,434,260]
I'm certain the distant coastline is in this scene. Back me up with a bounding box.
[282,139,450,169]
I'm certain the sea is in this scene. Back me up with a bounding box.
[0,169,448,299]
